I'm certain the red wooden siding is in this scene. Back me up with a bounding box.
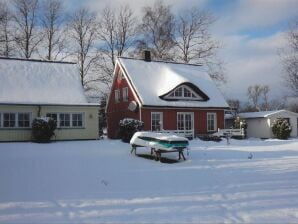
[106,65,140,138]
[141,108,224,136]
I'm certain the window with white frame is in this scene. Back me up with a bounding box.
[46,113,84,128]
[207,113,217,132]
[115,89,120,103]
[151,112,163,131]
[59,113,71,127]
[117,69,124,80]
[18,113,31,127]
[177,112,193,131]
[122,87,128,102]
[72,113,83,127]
[3,113,16,128]
[166,85,201,100]
[46,113,58,123]
[0,112,31,128]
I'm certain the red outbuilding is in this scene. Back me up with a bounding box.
[106,52,229,139]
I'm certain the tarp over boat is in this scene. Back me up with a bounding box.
[130,131,189,151]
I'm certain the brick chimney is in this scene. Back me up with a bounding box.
[143,50,151,62]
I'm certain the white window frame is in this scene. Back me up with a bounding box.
[177,112,194,131]
[72,113,84,128]
[151,112,163,131]
[117,69,124,80]
[0,112,32,129]
[207,112,217,132]
[18,112,31,128]
[3,112,16,128]
[46,113,58,123]
[59,113,71,128]
[122,87,128,102]
[115,89,120,103]
[165,85,202,100]
[46,112,85,129]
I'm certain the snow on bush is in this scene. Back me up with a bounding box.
[119,118,144,143]
[32,117,57,143]
[271,119,292,140]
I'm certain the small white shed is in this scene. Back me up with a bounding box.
[238,110,298,139]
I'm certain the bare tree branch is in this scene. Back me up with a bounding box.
[68,7,99,89]
[40,0,66,60]
[137,0,176,60]
[0,0,14,56]
[12,0,42,58]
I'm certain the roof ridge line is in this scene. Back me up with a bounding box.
[0,56,76,64]
[117,56,203,67]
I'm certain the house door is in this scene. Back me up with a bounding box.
[177,112,194,131]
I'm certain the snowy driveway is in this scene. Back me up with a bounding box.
[0,138,298,223]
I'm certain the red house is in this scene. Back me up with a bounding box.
[106,52,229,139]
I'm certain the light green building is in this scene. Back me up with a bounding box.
[0,57,99,142]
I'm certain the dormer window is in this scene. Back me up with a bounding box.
[165,85,202,100]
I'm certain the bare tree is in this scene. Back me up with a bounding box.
[175,8,225,85]
[261,85,270,111]
[12,0,42,58]
[0,0,14,57]
[96,5,137,88]
[227,99,240,118]
[247,85,263,111]
[175,9,217,63]
[282,19,298,95]
[69,7,99,89]
[138,0,176,60]
[40,0,66,60]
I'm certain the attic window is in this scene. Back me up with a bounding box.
[165,85,202,100]
[117,69,124,80]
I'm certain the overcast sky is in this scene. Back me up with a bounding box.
[65,0,297,102]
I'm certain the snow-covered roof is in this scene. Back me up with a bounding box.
[118,57,228,108]
[0,57,89,105]
[238,110,298,119]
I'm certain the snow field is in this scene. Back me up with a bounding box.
[0,138,298,223]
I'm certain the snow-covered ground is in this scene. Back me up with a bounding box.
[1,138,298,223]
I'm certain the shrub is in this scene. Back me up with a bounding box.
[32,117,57,143]
[271,119,292,140]
[119,118,144,142]
[199,134,222,142]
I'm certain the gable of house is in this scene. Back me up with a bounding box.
[117,57,228,108]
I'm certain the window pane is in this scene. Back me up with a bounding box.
[115,90,120,102]
[72,113,83,127]
[184,88,191,97]
[122,88,128,102]
[60,113,70,127]
[18,113,30,127]
[4,113,16,127]
[174,87,183,97]
[207,114,215,131]
[151,113,162,131]
[46,113,57,122]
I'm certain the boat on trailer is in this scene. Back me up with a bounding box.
[130,131,189,161]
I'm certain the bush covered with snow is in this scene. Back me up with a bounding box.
[271,119,292,139]
[32,117,57,143]
[119,118,144,142]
